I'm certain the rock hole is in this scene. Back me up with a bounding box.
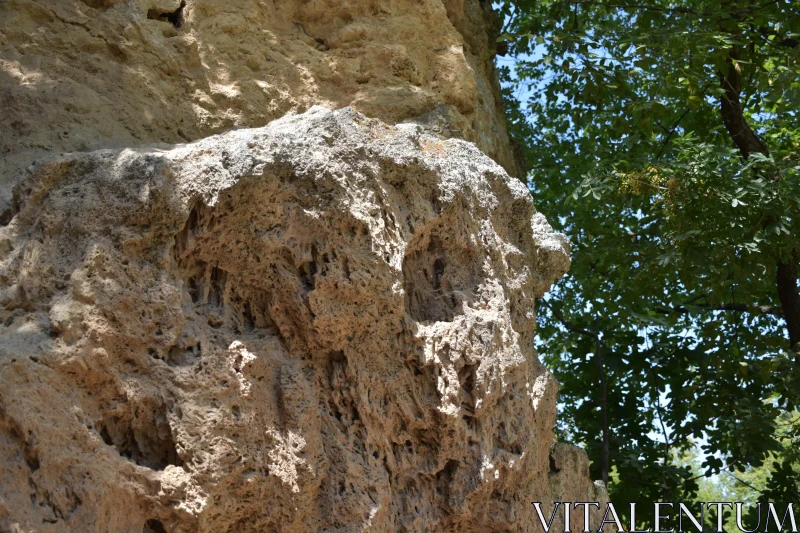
[81,0,114,8]
[242,302,256,330]
[187,276,199,303]
[405,357,424,377]
[435,459,459,499]
[147,1,185,29]
[208,266,227,307]
[457,363,477,397]
[231,286,277,333]
[97,405,182,470]
[342,256,351,280]
[99,425,114,446]
[24,448,40,472]
[165,343,200,367]
[403,233,476,322]
[299,245,319,291]
[326,350,346,375]
[432,258,445,290]
[0,204,18,227]
[143,519,168,533]
[549,454,561,474]
[173,202,200,261]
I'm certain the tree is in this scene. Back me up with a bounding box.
[497,0,800,516]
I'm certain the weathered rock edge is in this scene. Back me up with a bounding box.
[0,107,604,533]
[0,0,523,211]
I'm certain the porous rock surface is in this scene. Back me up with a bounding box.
[0,0,523,213]
[0,107,604,532]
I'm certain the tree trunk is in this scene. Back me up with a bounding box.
[595,336,610,485]
[719,46,800,358]
[719,46,769,159]
[777,252,800,359]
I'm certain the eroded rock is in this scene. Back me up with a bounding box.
[0,107,603,532]
[0,0,521,213]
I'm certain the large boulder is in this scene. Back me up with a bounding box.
[0,107,603,532]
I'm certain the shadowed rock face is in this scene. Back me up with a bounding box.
[0,107,603,532]
[0,0,522,213]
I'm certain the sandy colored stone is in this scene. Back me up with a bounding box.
[0,0,521,214]
[0,107,603,532]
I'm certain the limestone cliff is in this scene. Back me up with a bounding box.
[0,1,605,532]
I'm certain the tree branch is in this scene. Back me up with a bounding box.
[757,26,800,49]
[719,45,769,159]
[726,471,763,494]
[655,302,783,316]
[650,367,671,499]
[656,107,693,160]
[716,44,800,360]
[554,0,774,18]
[596,335,610,486]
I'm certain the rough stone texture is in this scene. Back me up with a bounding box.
[0,0,522,214]
[0,107,604,532]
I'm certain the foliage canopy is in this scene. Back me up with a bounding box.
[497,0,800,517]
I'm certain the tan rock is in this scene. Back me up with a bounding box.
[0,0,520,213]
[0,107,603,532]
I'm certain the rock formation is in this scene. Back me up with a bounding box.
[0,106,605,532]
[0,1,605,532]
[0,0,523,214]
